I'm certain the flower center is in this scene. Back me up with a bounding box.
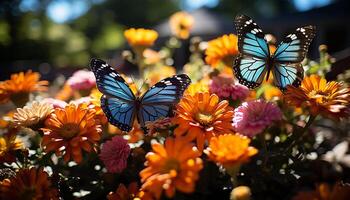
[163,158,180,173]
[59,123,80,139]
[195,113,214,126]
[308,90,330,104]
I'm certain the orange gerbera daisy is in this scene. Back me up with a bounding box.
[173,92,234,152]
[285,75,350,119]
[205,134,258,169]
[124,28,158,48]
[169,11,194,39]
[292,182,350,200]
[0,167,59,200]
[41,103,102,163]
[140,137,203,199]
[0,128,24,163]
[205,34,239,68]
[0,70,48,106]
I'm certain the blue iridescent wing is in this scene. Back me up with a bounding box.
[100,96,136,132]
[273,26,316,63]
[90,58,135,102]
[138,74,191,127]
[235,15,270,59]
[90,58,136,131]
[272,63,304,90]
[234,55,268,89]
[234,15,269,88]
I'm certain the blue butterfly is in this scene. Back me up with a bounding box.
[233,15,316,90]
[90,58,191,132]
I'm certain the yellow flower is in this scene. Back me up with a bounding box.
[124,28,158,48]
[0,167,59,200]
[184,81,209,97]
[205,134,258,168]
[13,101,54,128]
[140,137,203,199]
[169,11,194,39]
[173,92,234,152]
[285,75,350,120]
[144,66,176,86]
[205,34,239,68]
[0,70,48,105]
[0,128,24,163]
[41,103,102,163]
[230,186,252,200]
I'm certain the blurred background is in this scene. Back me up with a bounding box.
[1,0,349,81]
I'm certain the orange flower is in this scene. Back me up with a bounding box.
[0,128,24,163]
[169,11,194,39]
[107,182,138,200]
[0,167,59,200]
[205,134,257,168]
[285,75,350,119]
[140,137,203,199]
[109,121,144,144]
[0,70,48,105]
[205,34,239,68]
[55,84,73,101]
[124,28,158,48]
[292,182,350,200]
[144,66,176,86]
[41,103,102,163]
[173,92,234,152]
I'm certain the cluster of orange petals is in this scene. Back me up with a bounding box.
[140,137,203,199]
[0,128,24,163]
[205,134,258,168]
[285,75,350,119]
[292,182,350,200]
[205,34,239,68]
[0,167,59,200]
[0,70,48,104]
[41,103,102,163]
[173,92,234,151]
[124,28,158,47]
[169,11,194,39]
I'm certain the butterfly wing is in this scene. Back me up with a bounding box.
[234,55,268,89]
[138,74,191,127]
[272,63,304,90]
[272,26,315,89]
[234,15,270,89]
[90,58,136,131]
[273,26,316,63]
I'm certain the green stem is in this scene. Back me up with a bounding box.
[259,133,268,171]
[286,114,317,152]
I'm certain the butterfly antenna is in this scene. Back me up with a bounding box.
[137,79,148,96]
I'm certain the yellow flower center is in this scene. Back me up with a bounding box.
[59,123,80,139]
[163,158,180,174]
[195,113,214,126]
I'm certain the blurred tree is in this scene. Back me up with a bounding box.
[211,0,296,18]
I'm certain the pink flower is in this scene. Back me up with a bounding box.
[233,99,282,137]
[67,70,96,90]
[43,98,67,108]
[99,136,130,173]
[209,75,249,101]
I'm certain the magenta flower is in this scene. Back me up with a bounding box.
[99,136,130,173]
[233,99,282,137]
[209,75,249,101]
[67,70,96,90]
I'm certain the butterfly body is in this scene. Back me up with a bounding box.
[234,15,316,90]
[90,58,191,132]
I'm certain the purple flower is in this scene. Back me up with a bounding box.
[233,99,282,137]
[99,136,130,173]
